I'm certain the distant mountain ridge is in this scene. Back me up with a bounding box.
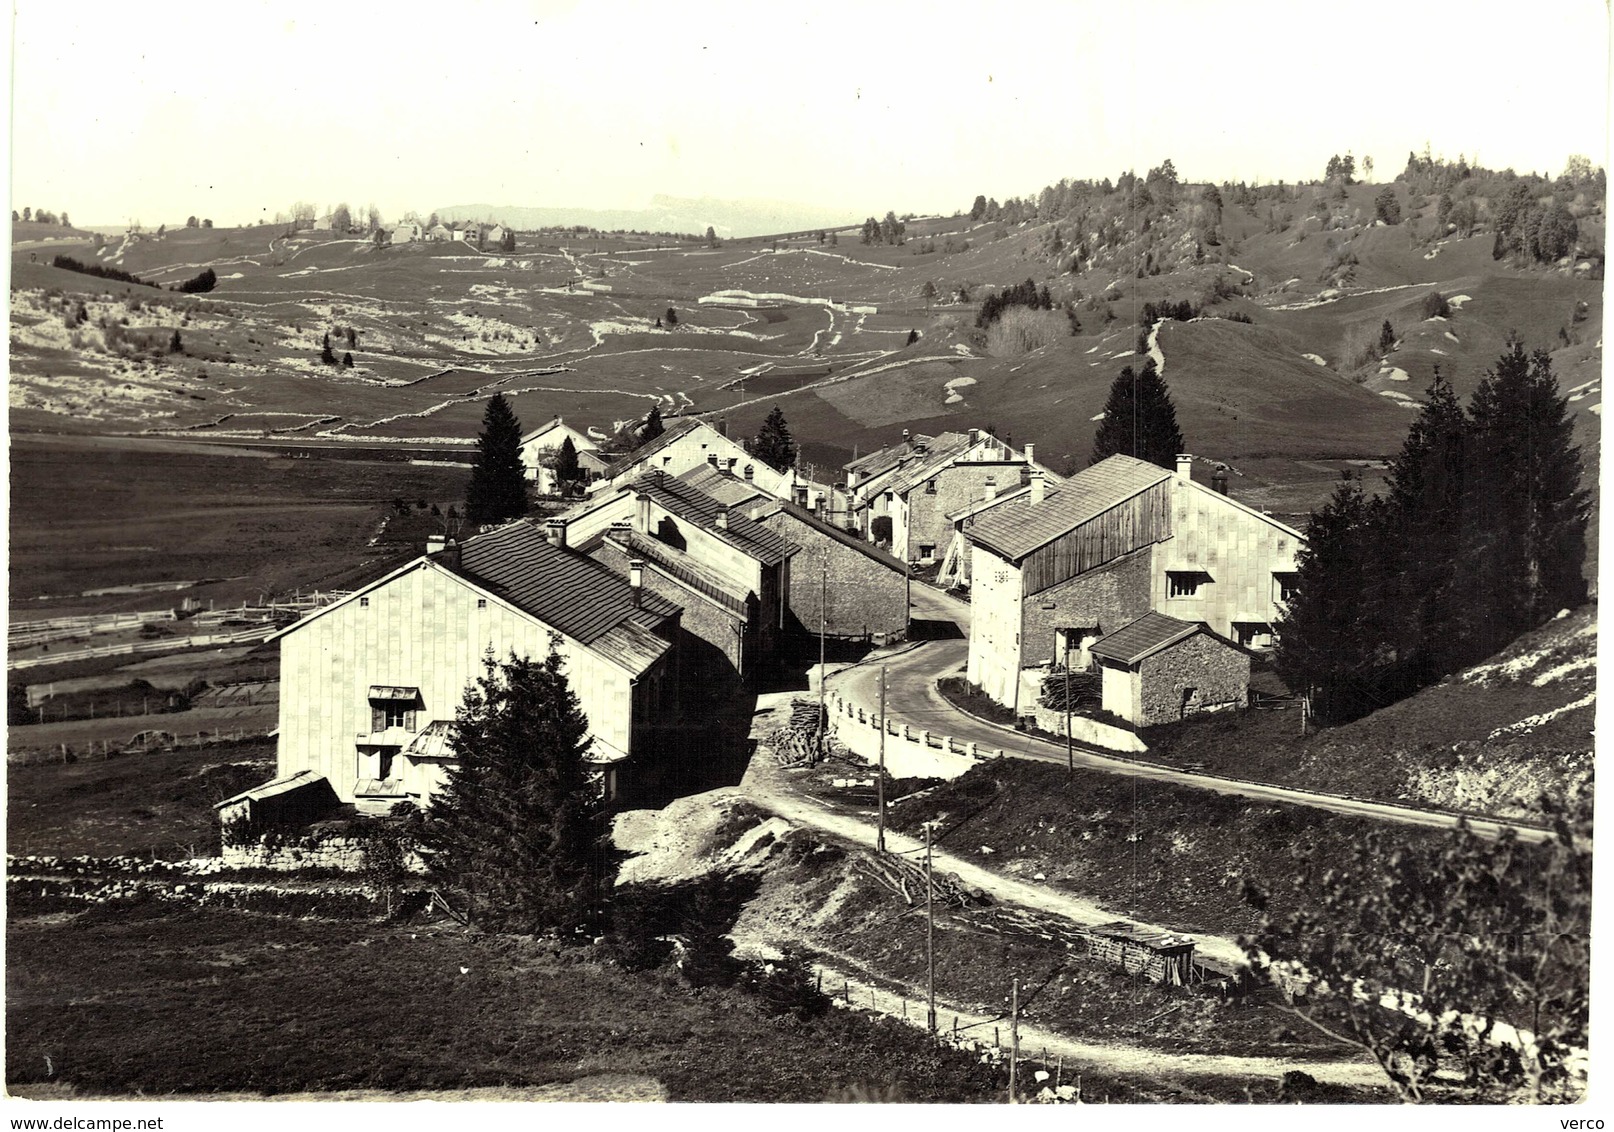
[433,194,860,238]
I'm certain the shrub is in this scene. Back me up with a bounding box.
[738,949,831,1020]
[176,268,217,294]
[1421,291,1452,319]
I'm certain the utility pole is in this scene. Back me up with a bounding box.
[1008,977,1021,1103]
[925,823,937,1036]
[1064,638,1073,773]
[817,552,827,760]
[877,667,887,853]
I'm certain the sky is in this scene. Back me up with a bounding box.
[7,0,1611,229]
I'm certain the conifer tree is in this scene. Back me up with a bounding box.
[1089,359,1183,470]
[752,405,797,472]
[640,404,666,445]
[555,435,582,494]
[664,307,678,327]
[320,332,337,366]
[1273,472,1386,722]
[465,394,529,526]
[418,650,603,935]
[1460,340,1589,658]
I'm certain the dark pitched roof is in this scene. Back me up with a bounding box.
[844,435,934,477]
[633,472,798,566]
[596,529,752,615]
[452,521,679,671]
[964,455,1172,562]
[1089,612,1204,666]
[881,432,998,497]
[758,501,910,574]
[678,462,774,508]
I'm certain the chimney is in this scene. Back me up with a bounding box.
[426,535,447,555]
[628,559,644,606]
[793,484,808,507]
[743,464,754,483]
[968,427,979,445]
[1176,453,1193,480]
[635,492,652,532]
[1030,472,1046,506]
[1212,465,1229,496]
[716,506,729,530]
[1024,442,1035,466]
[726,457,738,474]
[544,518,568,548]
[902,428,912,447]
[707,453,719,467]
[984,477,997,502]
[717,416,728,438]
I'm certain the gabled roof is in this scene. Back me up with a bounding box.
[599,417,729,480]
[632,472,798,566]
[964,455,1172,562]
[1089,612,1206,666]
[454,520,679,647]
[881,433,1010,497]
[845,434,938,477]
[520,416,596,450]
[678,462,773,508]
[597,529,752,615]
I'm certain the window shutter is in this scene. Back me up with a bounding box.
[372,705,384,732]
[405,709,417,732]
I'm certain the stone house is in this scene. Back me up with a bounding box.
[519,416,609,496]
[1089,611,1251,727]
[564,468,799,681]
[269,520,683,812]
[752,499,910,641]
[964,454,1301,712]
[591,417,830,509]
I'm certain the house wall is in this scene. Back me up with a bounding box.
[761,512,908,639]
[591,539,748,679]
[966,543,1024,706]
[1154,478,1300,641]
[613,425,795,499]
[1099,662,1139,722]
[1018,546,1154,670]
[277,562,649,806]
[901,462,1023,565]
[520,424,598,494]
[1137,632,1250,726]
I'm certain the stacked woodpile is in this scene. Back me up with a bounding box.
[768,699,834,767]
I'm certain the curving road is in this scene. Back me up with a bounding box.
[829,584,1553,844]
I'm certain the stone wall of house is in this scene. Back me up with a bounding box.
[591,540,746,678]
[221,836,426,874]
[1137,633,1250,726]
[1019,547,1154,668]
[763,512,908,639]
[904,463,1026,564]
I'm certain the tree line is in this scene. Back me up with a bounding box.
[1276,341,1589,723]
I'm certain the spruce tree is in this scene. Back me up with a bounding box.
[465,394,529,526]
[641,404,665,444]
[1089,359,1184,470]
[1273,472,1386,723]
[555,435,582,494]
[752,405,797,472]
[1460,340,1589,658]
[418,650,602,935]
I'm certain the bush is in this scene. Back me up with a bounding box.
[51,255,157,288]
[737,949,831,1021]
[870,516,893,544]
[176,268,217,294]
[1421,291,1451,320]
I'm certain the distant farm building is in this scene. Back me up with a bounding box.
[1089,612,1252,727]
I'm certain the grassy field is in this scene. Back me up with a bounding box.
[7,739,274,858]
[8,435,467,617]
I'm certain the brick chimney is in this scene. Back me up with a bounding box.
[1030,472,1046,506]
[1212,465,1229,495]
[902,428,912,447]
[1176,453,1193,480]
[743,464,754,483]
[635,492,652,531]
[716,506,729,530]
[707,453,719,467]
[968,427,979,445]
[1024,442,1035,465]
[983,477,997,502]
[544,518,568,548]
[628,559,644,606]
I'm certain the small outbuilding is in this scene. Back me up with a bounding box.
[1089,611,1250,727]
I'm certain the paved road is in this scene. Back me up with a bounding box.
[831,585,1552,844]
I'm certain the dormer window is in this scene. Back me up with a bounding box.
[368,686,421,732]
[1167,570,1212,599]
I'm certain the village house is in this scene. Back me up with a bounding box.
[268,519,682,813]
[591,416,831,509]
[485,224,508,245]
[428,223,452,242]
[843,429,1046,565]
[963,453,1301,714]
[565,468,799,681]
[750,497,911,642]
[519,416,610,495]
[389,221,424,244]
[1089,612,1252,728]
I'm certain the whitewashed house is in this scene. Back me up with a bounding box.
[519,416,609,495]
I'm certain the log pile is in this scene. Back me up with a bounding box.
[769,699,835,767]
[854,851,991,909]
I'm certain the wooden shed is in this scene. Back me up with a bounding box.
[1085,920,1198,985]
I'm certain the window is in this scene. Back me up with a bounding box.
[1167,570,1211,598]
[476,598,487,609]
[1234,622,1274,649]
[919,544,935,561]
[1273,572,1300,603]
[359,597,370,607]
[924,478,937,494]
[368,686,420,733]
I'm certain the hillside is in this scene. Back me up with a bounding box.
[1140,607,1596,822]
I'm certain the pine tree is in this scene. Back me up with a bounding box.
[641,404,665,444]
[1460,340,1589,658]
[1273,472,1386,722]
[169,329,183,354]
[320,332,337,366]
[664,307,678,327]
[417,650,603,935]
[342,351,353,368]
[752,405,797,472]
[1379,320,1396,354]
[465,394,529,526]
[1089,360,1183,469]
